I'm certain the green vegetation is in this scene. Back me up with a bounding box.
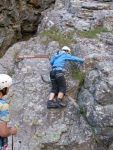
[32,37,37,44]
[38,26,109,48]
[91,127,100,143]
[76,27,109,38]
[93,77,98,83]
[78,105,89,123]
[72,66,86,81]
[79,106,86,117]
[8,68,15,77]
[39,27,77,48]
[14,60,20,67]
[13,51,20,67]
[13,51,20,59]
[72,65,86,94]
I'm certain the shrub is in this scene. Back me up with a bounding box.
[76,27,109,38]
[39,27,77,48]
[72,66,86,81]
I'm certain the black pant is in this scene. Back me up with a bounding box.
[50,70,66,94]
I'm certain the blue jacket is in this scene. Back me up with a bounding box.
[50,51,84,69]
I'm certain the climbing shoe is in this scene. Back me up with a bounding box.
[47,100,58,108]
[56,99,66,108]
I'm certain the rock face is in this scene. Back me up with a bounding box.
[0,0,55,57]
[1,0,113,150]
[39,0,113,32]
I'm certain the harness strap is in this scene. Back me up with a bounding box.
[52,66,62,70]
[52,66,62,68]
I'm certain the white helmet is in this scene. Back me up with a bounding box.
[62,46,71,53]
[0,74,12,90]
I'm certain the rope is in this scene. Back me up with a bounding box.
[40,74,51,84]
[12,135,13,150]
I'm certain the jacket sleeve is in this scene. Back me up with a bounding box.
[50,56,55,66]
[66,54,84,63]
[50,52,59,66]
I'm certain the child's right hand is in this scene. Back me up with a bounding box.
[9,126,18,135]
[83,56,87,61]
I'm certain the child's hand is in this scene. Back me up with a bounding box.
[83,56,87,61]
[9,125,18,135]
